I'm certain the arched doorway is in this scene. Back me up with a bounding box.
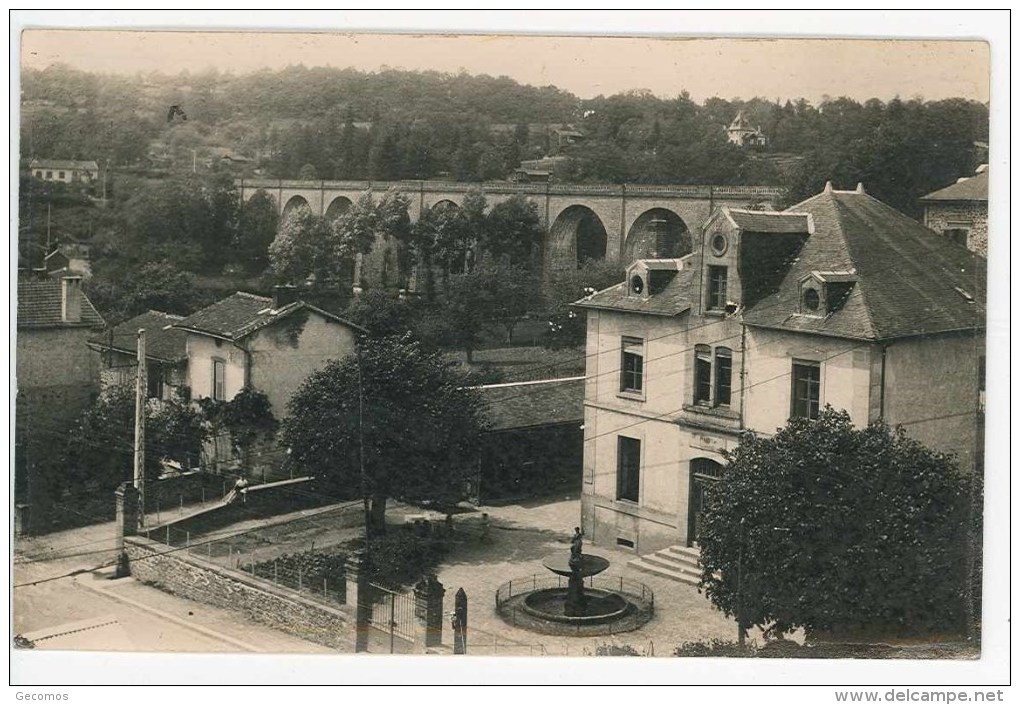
[324,196,352,222]
[548,205,609,271]
[282,195,311,221]
[624,209,691,264]
[688,457,724,546]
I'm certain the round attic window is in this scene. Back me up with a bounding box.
[802,287,821,312]
[710,231,729,256]
[630,275,644,295]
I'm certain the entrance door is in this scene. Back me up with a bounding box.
[687,458,723,546]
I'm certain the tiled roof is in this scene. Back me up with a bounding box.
[174,291,366,341]
[920,170,988,202]
[17,279,105,328]
[743,188,986,340]
[476,378,584,432]
[29,159,99,171]
[88,310,187,362]
[725,209,812,233]
[573,265,696,317]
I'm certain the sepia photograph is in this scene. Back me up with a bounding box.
[9,10,1008,693]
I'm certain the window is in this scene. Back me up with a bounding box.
[147,365,164,400]
[707,265,728,310]
[791,360,821,419]
[620,337,644,393]
[617,436,641,503]
[715,347,733,407]
[694,345,712,405]
[45,171,53,179]
[802,287,821,312]
[34,171,42,178]
[58,171,65,179]
[943,228,969,247]
[212,359,226,401]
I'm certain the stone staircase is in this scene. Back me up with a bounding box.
[628,545,703,586]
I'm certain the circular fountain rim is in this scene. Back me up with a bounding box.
[521,587,630,625]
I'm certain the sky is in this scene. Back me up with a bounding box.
[18,19,991,105]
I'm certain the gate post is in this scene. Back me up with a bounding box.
[115,482,138,578]
[414,573,445,650]
[453,587,468,655]
[345,549,372,653]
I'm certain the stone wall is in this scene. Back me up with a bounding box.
[923,201,989,257]
[125,535,351,650]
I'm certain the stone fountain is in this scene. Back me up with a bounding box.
[495,527,654,635]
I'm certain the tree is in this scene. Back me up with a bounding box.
[64,388,207,493]
[268,207,334,284]
[282,335,488,534]
[234,189,279,273]
[543,260,625,349]
[298,163,319,180]
[476,261,540,344]
[85,259,203,324]
[698,408,970,642]
[481,195,544,267]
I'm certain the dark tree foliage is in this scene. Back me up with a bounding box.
[84,259,206,324]
[481,195,545,267]
[282,335,488,534]
[543,260,626,350]
[234,189,280,273]
[198,387,278,472]
[63,387,207,494]
[698,408,970,641]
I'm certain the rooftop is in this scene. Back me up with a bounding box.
[474,377,584,432]
[17,278,104,329]
[920,169,989,203]
[173,291,366,341]
[724,208,813,234]
[29,158,100,171]
[88,310,187,363]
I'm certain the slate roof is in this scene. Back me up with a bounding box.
[476,378,584,432]
[17,279,105,328]
[920,170,988,202]
[743,188,986,340]
[88,310,188,363]
[573,263,696,317]
[725,209,813,234]
[29,159,99,171]
[173,291,366,341]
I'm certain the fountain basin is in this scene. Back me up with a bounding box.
[522,587,630,625]
[541,553,610,578]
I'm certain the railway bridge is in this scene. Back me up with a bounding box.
[236,178,785,275]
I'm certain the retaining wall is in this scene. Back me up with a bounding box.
[125,535,351,650]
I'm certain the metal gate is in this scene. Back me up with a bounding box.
[367,583,417,653]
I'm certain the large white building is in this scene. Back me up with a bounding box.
[574,182,985,574]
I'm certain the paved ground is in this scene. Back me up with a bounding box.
[13,515,340,654]
[433,492,744,656]
[14,493,750,657]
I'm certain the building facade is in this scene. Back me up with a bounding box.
[16,275,106,524]
[920,166,989,257]
[29,159,100,184]
[575,183,986,556]
[88,310,189,403]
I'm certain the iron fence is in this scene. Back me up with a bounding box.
[366,582,417,653]
[495,573,655,611]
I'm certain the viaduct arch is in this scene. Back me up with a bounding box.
[239,179,784,273]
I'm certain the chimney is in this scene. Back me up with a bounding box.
[61,276,82,323]
[273,284,300,310]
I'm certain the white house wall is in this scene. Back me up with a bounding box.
[743,327,874,435]
[186,334,247,405]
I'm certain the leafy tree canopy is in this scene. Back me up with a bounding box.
[282,334,488,533]
[698,408,970,641]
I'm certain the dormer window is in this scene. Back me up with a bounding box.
[798,271,857,317]
[802,286,821,313]
[707,266,728,311]
[630,275,644,295]
[710,231,729,257]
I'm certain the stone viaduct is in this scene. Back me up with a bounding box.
[236,178,785,276]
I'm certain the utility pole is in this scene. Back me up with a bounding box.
[356,344,370,542]
[134,329,147,528]
[737,516,746,646]
[45,204,51,254]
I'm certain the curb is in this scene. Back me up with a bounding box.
[78,573,261,652]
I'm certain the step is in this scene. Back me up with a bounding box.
[665,545,703,562]
[628,557,700,586]
[641,552,702,578]
[655,550,700,571]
